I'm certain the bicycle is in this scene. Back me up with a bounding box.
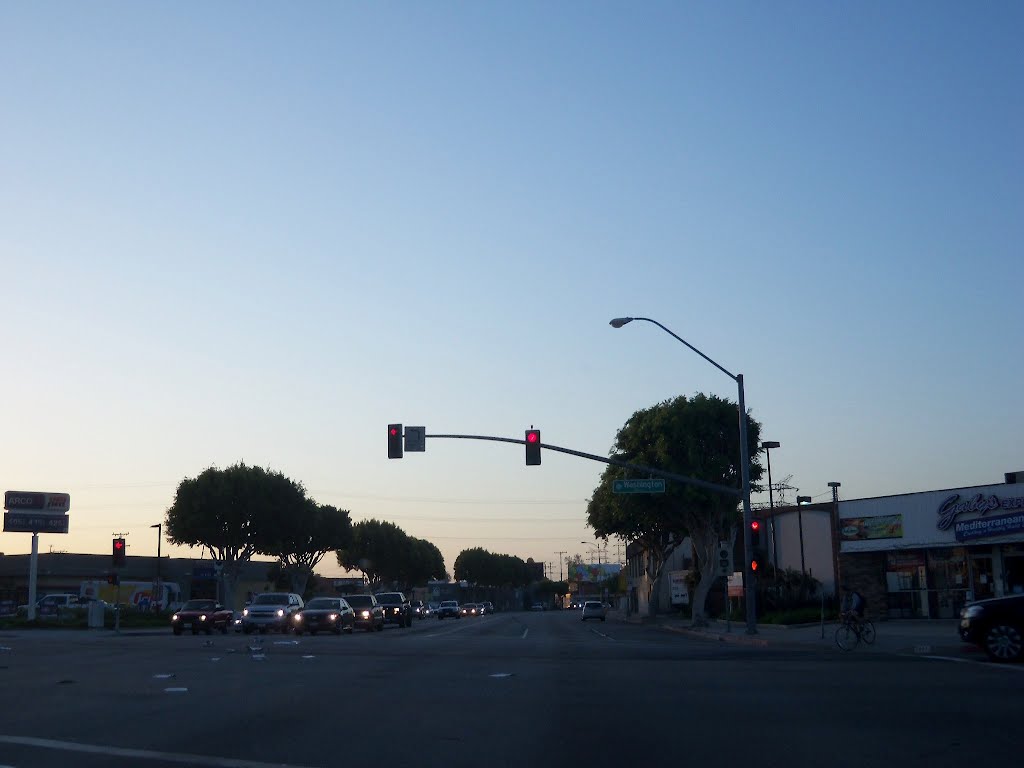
[835,611,876,651]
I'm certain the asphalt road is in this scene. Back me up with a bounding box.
[0,611,1020,768]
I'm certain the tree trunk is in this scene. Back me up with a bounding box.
[688,525,723,627]
[290,570,309,598]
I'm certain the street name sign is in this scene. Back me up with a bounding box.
[612,479,666,494]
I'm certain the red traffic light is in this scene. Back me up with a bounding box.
[526,432,539,443]
[750,520,760,531]
[388,423,403,459]
[114,540,124,550]
[751,558,760,572]
[525,429,541,466]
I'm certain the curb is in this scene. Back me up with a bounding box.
[660,623,769,647]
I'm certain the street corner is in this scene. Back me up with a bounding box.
[660,622,769,647]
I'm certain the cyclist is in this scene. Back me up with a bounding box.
[840,584,866,627]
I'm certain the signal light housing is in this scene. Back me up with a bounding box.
[388,424,403,459]
[525,429,541,466]
[112,538,126,568]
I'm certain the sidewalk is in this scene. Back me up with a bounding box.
[609,610,972,657]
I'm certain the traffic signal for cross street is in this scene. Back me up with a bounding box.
[107,572,120,586]
[112,538,126,568]
[749,519,766,577]
[388,424,403,459]
[525,429,541,466]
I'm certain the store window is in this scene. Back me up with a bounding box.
[885,551,927,618]
[1002,545,1024,596]
[927,548,968,619]
[970,554,995,601]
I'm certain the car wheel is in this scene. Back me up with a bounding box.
[345,626,353,634]
[172,626,182,636]
[984,623,1023,662]
[376,621,384,632]
[333,626,342,635]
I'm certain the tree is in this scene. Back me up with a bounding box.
[266,503,353,596]
[402,538,449,585]
[586,394,762,625]
[165,462,310,610]
[337,519,406,589]
[454,548,530,587]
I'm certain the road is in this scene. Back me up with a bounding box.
[0,610,1020,768]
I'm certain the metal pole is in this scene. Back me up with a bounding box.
[27,533,39,621]
[767,449,777,578]
[737,374,757,635]
[798,505,806,579]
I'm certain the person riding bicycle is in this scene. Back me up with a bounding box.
[840,584,866,626]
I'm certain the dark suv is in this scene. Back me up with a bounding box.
[959,593,1024,662]
[375,592,413,628]
[343,594,385,632]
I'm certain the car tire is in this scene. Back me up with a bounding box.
[333,627,342,635]
[173,626,182,636]
[345,626,353,634]
[243,625,253,635]
[984,622,1023,662]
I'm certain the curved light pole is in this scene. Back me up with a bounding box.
[610,316,758,635]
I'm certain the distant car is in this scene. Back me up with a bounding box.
[293,597,354,636]
[960,594,1024,662]
[531,603,547,612]
[478,601,494,616]
[410,600,427,619]
[242,593,304,634]
[21,593,82,618]
[375,592,413,628]
[436,600,460,620]
[171,599,233,635]
[460,603,480,617]
[581,601,607,622]
[343,594,385,632]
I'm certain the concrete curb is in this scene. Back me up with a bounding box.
[660,623,769,647]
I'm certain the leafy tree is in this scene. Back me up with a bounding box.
[266,503,352,596]
[402,538,449,585]
[337,519,406,589]
[165,462,310,610]
[454,548,530,587]
[586,394,762,625]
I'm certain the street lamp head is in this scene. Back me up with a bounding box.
[828,481,842,488]
[609,317,633,328]
[150,523,161,529]
[761,441,781,450]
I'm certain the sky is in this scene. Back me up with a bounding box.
[2,2,1021,579]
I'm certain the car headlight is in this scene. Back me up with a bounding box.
[964,605,985,618]
[276,609,285,617]
[200,615,207,622]
[329,613,338,621]
[361,610,370,618]
[294,613,303,622]
[171,614,179,622]
[242,608,249,617]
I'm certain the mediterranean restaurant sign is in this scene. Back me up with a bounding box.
[936,492,1024,542]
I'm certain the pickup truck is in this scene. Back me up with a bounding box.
[375,592,412,628]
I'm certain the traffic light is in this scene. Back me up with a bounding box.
[388,424,403,459]
[107,572,120,586]
[749,519,765,576]
[750,519,762,547]
[112,538,126,568]
[525,429,541,466]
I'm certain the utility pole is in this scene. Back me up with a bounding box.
[554,551,567,582]
[112,532,129,633]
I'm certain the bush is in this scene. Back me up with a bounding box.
[760,606,838,625]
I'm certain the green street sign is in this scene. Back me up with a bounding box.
[613,479,666,494]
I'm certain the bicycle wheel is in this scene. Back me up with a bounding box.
[835,624,858,651]
[860,621,876,645]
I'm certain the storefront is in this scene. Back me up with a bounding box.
[837,481,1024,620]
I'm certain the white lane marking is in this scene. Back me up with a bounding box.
[0,734,322,768]
[590,628,615,641]
[153,674,175,679]
[164,687,188,693]
[273,640,299,645]
[489,673,513,678]
[210,658,221,662]
[521,628,529,639]
[301,655,315,659]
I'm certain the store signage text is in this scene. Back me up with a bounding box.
[936,493,1024,533]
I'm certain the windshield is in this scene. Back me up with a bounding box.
[182,600,216,611]
[305,598,340,610]
[376,593,403,604]
[344,595,373,608]
[253,594,290,605]
[441,601,457,607]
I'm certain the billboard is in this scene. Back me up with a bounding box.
[567,563,621,583]
[839,515,903,541]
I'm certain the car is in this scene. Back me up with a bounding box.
[410,600,428,619]
[531,603,547,611]
[436,600,460,619]
[343,594,385,632]
[581,601,608,622]
[375,592,413,628]
[460,603,480,617]
[171,599,234,635]
[478,601,494,616]
[241,592,304,634]
[959,593,1024,662]
[20,593,82,618]
[292,597,355,635]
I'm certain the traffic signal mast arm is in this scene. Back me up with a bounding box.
[425,433,740,497]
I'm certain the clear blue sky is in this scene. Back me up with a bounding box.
[2,2,1021,577]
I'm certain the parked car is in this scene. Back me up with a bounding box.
[410,600,428,619]
[375,592,413,628]
[436,600,460,619]
[241,592,304,634]
[959,593,1024,662]
[531,603,547,611]
[581,601,608,622]
[171,599,233,635]
[293,597,355,636]
[460,603,480,617]
[343,594,385,632]
[20,593,82,617]
[479,601,495,615]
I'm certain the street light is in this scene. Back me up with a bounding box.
[610,316,758,635]
[150,523,162,612]
[761,441,781,580]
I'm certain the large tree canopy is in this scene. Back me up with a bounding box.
[586,393,763,624]
[266,503,353,596]
[337,520,447,589]
[454,547,531,587]
[165,462,311,610]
